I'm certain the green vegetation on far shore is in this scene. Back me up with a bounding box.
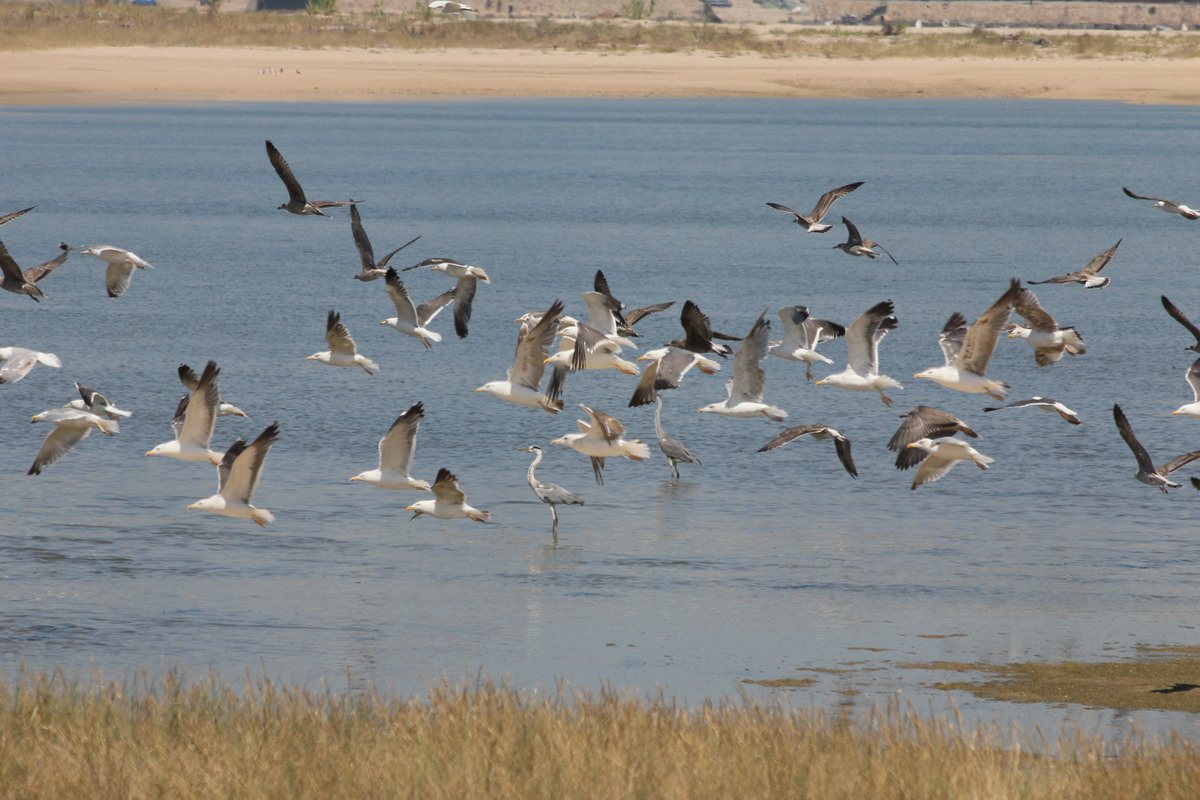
[2,668,1200,799]
[4,4,1200,58]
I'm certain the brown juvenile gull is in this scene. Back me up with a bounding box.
[350,203,421,281]
[0,241,68,302]
[887,406,980,471]
[983,397,1082,425]
[1113,404,1200,493]
[834,217,898,265]
[1162,296,1200,354]
[756,424,856,478]
[766,181,864,233]
[266,140,355,217]
[1028,239,1121,289]
[1122,187,1199,220]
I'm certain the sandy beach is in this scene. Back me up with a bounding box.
[2,45,1199,105]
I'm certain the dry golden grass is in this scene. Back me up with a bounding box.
[4,4,1200,59]
[2,668,1200,799]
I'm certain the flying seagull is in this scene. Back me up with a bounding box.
[179,364,247,417]
[887,406,980,471]
[0,240,68,302]
[266,140,355,217]
[1028,239,1121,289]
[0,346,61,385]
[593,269,673,338]
[406,468,491,522]
[307,311,379,374]
[475,300,565,413]
[768,305,845,380]
[1171,359,1200,419]
[350,204,421,281]
[146,361,223,464]
[1113,403,1200,493]
[1162,296,1200,354]
[188,422,280,526]
[983,397,1082,425]
[350,402,432,491]
[404,257,489,339]
[1123,187,1199,220]
[756,424,857,478]
[1006,286,1085,366]
[905,438,994,490]
[766,181,864,233]
[697,312,787,421]
[380,268,456,349]
[66,382,132,419]
[834,217,898,265]
[914,279,1020,400]
[551,404,650,485]
[429,0,477,15]
[653,396,701,478]
[516,445,584,535]
[815,300,902,405]
[79,244,155,299]
[28,408,119,476]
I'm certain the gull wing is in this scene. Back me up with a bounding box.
[509,299,564,389]
[452,275,478,339]
[777,306,810,348]
[378,402,423,475]
[29,420,99,475]
[624,301,674,329]
[582,405,626,442]
[582,290,621,337]
[727,313,769,404]
[1158,448,1200,478]
[1186,359,1200,403]
[679,300,716,352]
[375,235,422,269]
[756,425,856,477]
[179,361,220,447]
[765,202,801,218]
[325,310,358,356]
[349,203,376,269]
[266,140,308,205]
[888,406,979,470]
[629,358,660,407]
[804,317,845,349]
[216,439,248,493]
[957,279,1020,375]
[0,206,34,227]
[430,467,467,505]
[0,351,40,384]
[840,216,864,247]
[1112,404,1156,474]
[170,393,190,439]
[104,262,136,298]
[757,424,823,451]
[911,453,959,489]
[416,287,456,327]
[1123,186,1167,203]
[383,269,419,327]
[22,245,69,284]
[569,323,609,372]
[1013,287,1059,332]
[178,364,201,392]
[593,269,626,326]
[1162,296,1200,350]
[844,300,894,377]
[1081,239,1120,277]
[0,239,27,284]
[809,181,864,222]
[938,312,967,367]
[221,422,279,503]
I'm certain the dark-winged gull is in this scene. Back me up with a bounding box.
[404,257,489,339]
[0,206,35,227]
[146,361,222,464]
[756,424,857,478]
[697,312,787,421]
[983,397,1082,425]
[766,181,864,233]
[28,408,119,476]
[0,346,61,385]
[654,396,701,478]
[266,140,354,217]
[188,422,280,526]
[914,279,1020,400]
[67,382,132,419]
[79,244,154,299]
[350,204,421,281]
[1123,187,1199,220]
[906,438,994,490]
[1113,404,1200,493]
[887,406,980,470]
[475,300,565,413]
[179,364,247,417]
[551,404,650,485]
[628,349,720,407]
[1007,286,1086,366]
[380,268,456,349]
[406,468,491,522]
[1171,359,1200,419]
[769,305,845,380]
[0,241,68,302]
[834,217,898,265]
[1028,240,1121,289]
[1162,296,1200,354]
[516,445,584,534]
[593,269,673,338]
[350,402,432,491]
[814,300,902,405]
[308,311,379,374]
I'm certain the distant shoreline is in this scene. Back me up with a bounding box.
[3,45,1199,105]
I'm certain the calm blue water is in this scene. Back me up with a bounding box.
[2,99,1199,740]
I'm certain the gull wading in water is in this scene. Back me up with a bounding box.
[1122,187,1199,220]
[189,422,280,527]
[1028,239,1121,289]
[906,438,994,490]
[79,244,154,299]
[350,402,432,491]
[266,140,355,217]
[983,397,1083,425]
[0,346,61,385]
[697,312,787,421]
[476,300,565,413]
[380,268,456,349]
[308,311,379,374]
[0,240,68,302]
[551,404,650,485]
[766,181,864,233]
[914,279,1021,400]
[768,305,845,380]
[516,445,585,535]
[1006,286,1086,367]
[834,217,898,265]
[814,299,901,406]
[350,203,421,281]
[756,424,857,478]
[407,468,491,523]
[146,361,223,465]
[1113,404,1200,493]
[28,408,119,476]
[404,257,489,339]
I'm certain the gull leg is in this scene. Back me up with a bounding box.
[879,391,893,407]
[805,363,813,381]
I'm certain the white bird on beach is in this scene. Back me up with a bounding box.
[188,422,280,526]
[768,305,845,380]
[766,181,864,233]
[266,140,355,217]
[146,360,223,465]
[914,279,1020,400]
[380,268,456,349]
[66,382,132,419]
[28,408,119,476]
[1171,359,1200,419]
[905,437,994,490]
[814,300,902,406]
[406,468,491,522]
[1006,286,1085,366]
[350,402,432,491]
[404,257,489,339]
[551,404,650,484]
[1123,187,1199,220]
[79,244,155,299]
[0,346,61,385]
[697,312,787,421]
[475,300,565,413]
[308,310,379,374]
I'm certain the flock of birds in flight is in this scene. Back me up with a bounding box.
[3,144,1200,536]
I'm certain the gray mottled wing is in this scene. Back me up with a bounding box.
[29,425,92,475]
[679,300,716,352]
[727,313,769,404]
[0,206,34,227]
[1013,287,1058,332]
[840,216,864,247]
[375,235,422,269]
[325,310,358,356]
[105,261,135,298]
[431,467,466,505]
[453,275,477,339]
[179,361,220,447]
[22,245,69,284]
[888,406,978,470]
[378,402,423,475]
[509,299,563,389]
[266,140,308,205]
[809,182,864,222]
[350,203,375,269]
[216,439,248,493]
[1082,239,1120,276]
[1162,296,1200,347]
[384,269,419,327]
[584,405,626,442]
[833,435,857,478]
[1027,273,1082,286]
[1112,404,1156,474]
[1158,449,1200,478]
[623,301,674,329]
[311,200,355,210]
[938,312,967,367]
[844,300,893,376]
[222,422,278,502]
[766,202,801,218]
[416,287,456,327]
[0,239,26,284]
[957,279,1020,375]
[756,424,823,452]
[655,348,698,391]
[872,242,899,266]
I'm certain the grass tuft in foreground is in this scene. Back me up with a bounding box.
[1,668,1200,798]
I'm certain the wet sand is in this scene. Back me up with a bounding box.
[2,46,1198,105]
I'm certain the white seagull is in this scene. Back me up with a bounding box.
[1171,359,1200,419]
[769,305,845,380]
[429,0,477,15]
[906,437,994,490]
[814,300,902,406]
[1006,286,1086,366]
[28,408,119,476]
[551,404,650,484]
[697,312,787,421]
[307,310,379,374]
[0,346,61,385]
[887,406,981,471]
[350,402,432,491]
[380,268,456,349]
[189,422,280,526]
[406,468,491,522]
[146,360,223,465]
[79,244,155,299]
[766,181,864,233]
[1123,187,1199,220]
[475,300,565,413]
[914,279,1020,400]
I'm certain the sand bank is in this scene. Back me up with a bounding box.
[2,46,1198,105]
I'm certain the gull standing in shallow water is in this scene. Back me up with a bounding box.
[551,404,650,484]
[1028,239,1121,289]
[768,305,845,380]
[266,140,355,217]
[189,422,280,526]
[146,361,223,465]
[350,204,421,281]
[516,445,584,535]
[1122,187,1200,220]
[307,311,379,374]
[766,181,864,233]
[380,268,456,349]
[0,240,68,302]
[350,402,432,491]
[697,312,787,421]
[1113,404,1200,493]
[653,397,701,478]
[914,279,1021,400]
[0,346,61,385]
[79,244,155,299]
[407,468,491,522]
[815,300,902,406]
[756,424,857,478]
[28,408,119,476]
[476,300,565,413]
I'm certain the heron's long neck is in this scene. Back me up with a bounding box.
[654,401,667,440]
[526,451,543,487]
